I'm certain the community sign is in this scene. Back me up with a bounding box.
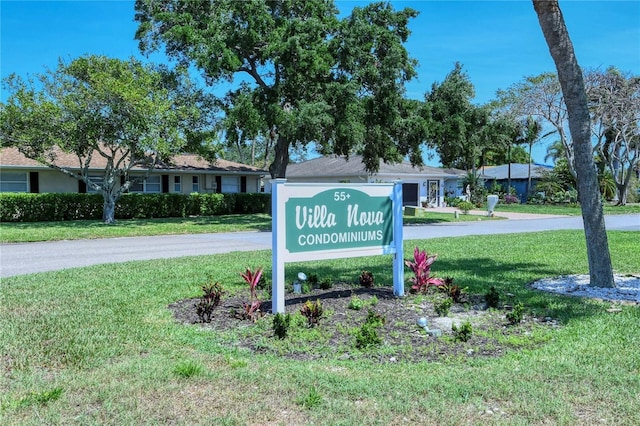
[271,180,404,313]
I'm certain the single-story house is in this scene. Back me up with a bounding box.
[480,163,553,201]
[0,147,268,194]
[283,155,468,207]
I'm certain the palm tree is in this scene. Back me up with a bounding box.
[544,139,565,163]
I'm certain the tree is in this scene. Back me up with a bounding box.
[425,63,498,173]
[0,55,216,224]
[586,68,640,205]
[135,0,425,178]
[496,72,579,178]
[533,0,615,288]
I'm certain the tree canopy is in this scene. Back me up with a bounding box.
[423,62,521,173]
[134,0,426,177]
[0,55,216,223]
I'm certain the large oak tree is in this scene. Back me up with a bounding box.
[0,55,216,223]
[533,0,615,288]
[134,0,426,177]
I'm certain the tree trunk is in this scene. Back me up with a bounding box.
[269,134,290,178]
[533,0,615,288]
[102,192,117,224]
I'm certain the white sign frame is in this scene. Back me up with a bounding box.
[271,179,404,313]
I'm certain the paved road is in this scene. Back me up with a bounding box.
[1,214,638,278]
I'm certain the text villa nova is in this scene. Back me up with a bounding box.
[294,203,386,247]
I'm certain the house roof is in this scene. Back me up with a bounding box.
[0,147,267,175]
[285,155,464,179]
[480,163,552,180]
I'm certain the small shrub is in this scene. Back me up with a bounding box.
[369,295,379,306]
[359,270,375,288]
[364,309,385,328]
[348,295,365,311]
[439,277,465,303]
[300,299,324,327]
[355,323,382,349]
[506,302,525,325]
[457,201,475,214]
[319,277,333,290]
[195,281,224,323]
[354,310,386,349]
[504,194,519,204]
[405,246,444,293]
[452,320,473,342]
[485,286,500,308]
[435,298,453,317]
[307,273,319,286]
[239,267,263,321]
[238,300,263,322]
[272,312,291,339]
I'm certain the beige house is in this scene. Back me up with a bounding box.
[0,147,268,194]
[283,155,467,207]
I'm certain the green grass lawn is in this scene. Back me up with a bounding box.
[0,211,493,243]
[1,231,638,425]
[491,202,640,216]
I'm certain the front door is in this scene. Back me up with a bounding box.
[427,180,439,206]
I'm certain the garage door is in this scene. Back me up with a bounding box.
[402,183,418,206]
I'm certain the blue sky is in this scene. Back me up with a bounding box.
[2,0,639,165]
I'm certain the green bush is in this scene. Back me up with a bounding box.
[0,192,271,222]
[457,201,475,214]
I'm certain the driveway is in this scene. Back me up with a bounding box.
[1,214,638,278]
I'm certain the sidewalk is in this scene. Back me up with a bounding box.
[422,206,568,220]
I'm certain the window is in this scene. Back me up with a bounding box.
[221,176,240,193]
[86,176,103,193]
[174,176,181,193]
[130,175,161,193]
[0,171,28,192]
[192,176,200,192]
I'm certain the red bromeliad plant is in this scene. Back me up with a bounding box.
[405,247,444,293]
[240,266,263,302]
[239,267,264,321]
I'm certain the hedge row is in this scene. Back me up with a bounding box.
[0,192,271,222]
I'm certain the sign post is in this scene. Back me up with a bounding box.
[271,180,404,313]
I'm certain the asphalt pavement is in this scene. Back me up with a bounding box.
[1,213,638,278]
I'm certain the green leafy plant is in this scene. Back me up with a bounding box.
[364,309,385,328]
[452,320,473,342]
[319,277,333,290]
[354,310,385,349]
[307,273,319,286]
[359,270,375,288]
[300,299,324,327]
[435,297,453,316]
[457,200,475,214]
[272,312,291,339]
[297,386,322,409]
[174,360,204,378]
[405,246,444,293]
[348,295,365,310]
[195,281,224,323]
[506,302,525,325]
[485,286,500,308]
